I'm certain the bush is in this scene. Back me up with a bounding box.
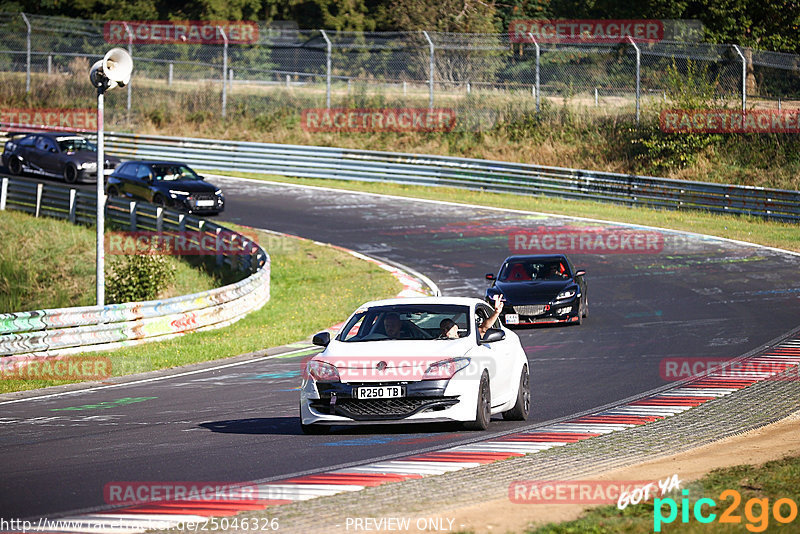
[628,59,723,171]
[106,254,176,304]
[146,108,170,127]
[629,121,721,171]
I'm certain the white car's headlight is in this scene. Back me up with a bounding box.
[305,360,340,382]
[422,357,471,381]
[556,288,576,300]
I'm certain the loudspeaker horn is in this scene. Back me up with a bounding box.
[89,48,133,90]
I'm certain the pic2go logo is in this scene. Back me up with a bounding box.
[654,489,799,532]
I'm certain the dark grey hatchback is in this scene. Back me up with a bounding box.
[2,132,120,183]
[106,161,224,215]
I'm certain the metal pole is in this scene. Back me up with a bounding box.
[68,189,76,223]
[21,13,31,93]
[528,33,540,112]
[219,26,228,118]
[627,36,640,124]
[96,86,105,306]
[0,178,7,210]
[320,30,332,109]
[732,45,746,112]
[123,22,133,116]
[168,62,173,85]
[422,31,434,110]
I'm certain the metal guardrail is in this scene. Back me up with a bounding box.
[0,177,270,358]
[103,132,800,222]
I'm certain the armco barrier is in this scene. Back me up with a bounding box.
[0,177,269,358]
[100,132,800,222]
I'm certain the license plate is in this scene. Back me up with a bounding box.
[196,199,215,207]
[353,386,404,399]
[505,313,519,325]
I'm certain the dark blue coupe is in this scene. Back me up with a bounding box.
[485,254,587,326]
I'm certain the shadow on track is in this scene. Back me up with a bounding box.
[198,417,470,436]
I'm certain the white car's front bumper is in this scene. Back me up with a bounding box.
[300,374,481,426]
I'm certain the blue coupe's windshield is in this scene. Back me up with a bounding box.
[57,137,96,153]
[499,259,571,282]
[339,304,470,342]
[151,165,201,181]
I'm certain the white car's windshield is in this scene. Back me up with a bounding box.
[339,304,470,342]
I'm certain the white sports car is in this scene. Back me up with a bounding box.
[300,297,530,434]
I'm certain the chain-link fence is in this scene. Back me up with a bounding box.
[1,12,799,131]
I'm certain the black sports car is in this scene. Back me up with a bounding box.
[2,132,120,183]
[485,254,587,326]
[106,160,224,215]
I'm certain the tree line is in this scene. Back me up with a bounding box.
[0,0,797,53]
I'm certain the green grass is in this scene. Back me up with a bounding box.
[527,454,800,533]
[0,228,402,394]
[208,171,800,254]
[0,210,220,313]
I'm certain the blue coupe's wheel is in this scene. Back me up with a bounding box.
[63,164,78,184]
[8,157,22,175]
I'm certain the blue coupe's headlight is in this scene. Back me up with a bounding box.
[556,288,576,300]
[169,190,190,197]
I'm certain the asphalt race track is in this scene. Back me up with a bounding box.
[1,174,799,521]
